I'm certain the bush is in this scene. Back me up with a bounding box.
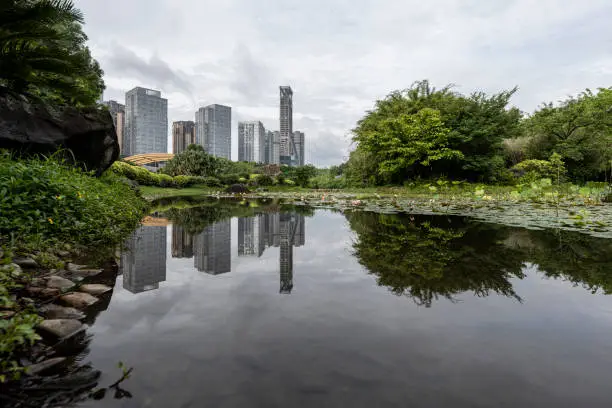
[157,173,175,188]
[0,152,148,253]
[219,174,241,185]
[257,175,274,186]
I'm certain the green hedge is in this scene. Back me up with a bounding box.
[111,161,221,188]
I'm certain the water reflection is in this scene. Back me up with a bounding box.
[121,205,307,294]
[120,225,167,294]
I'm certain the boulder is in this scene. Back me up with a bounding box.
[25,357,67,376]
[0,89,119,175]
[38,319,85,339]
[46,276,75,290]
[79,284,112,296]
[60,292,98,309]
[40,304,86,320]
[225,184,250,194]
[13,257,39,269]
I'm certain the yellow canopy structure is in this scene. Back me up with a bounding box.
[123,153,175,166]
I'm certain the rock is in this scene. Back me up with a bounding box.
[60,292,98,308]
[25,357,67,376]
[56,250,70,257]
[64,268,104,280]
[66,263,88,271]
[41,288,61,297]
[0,263,22,276]
[79,284,112,296]
[46,276,75,290]
[225,184,250,194]
[40,304,85,320]
[13,257,38,269]
[0,89,119,175]
[38,319,85,339]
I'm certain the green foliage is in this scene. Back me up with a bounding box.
[162,145,220,177]
[256,175,274,186]
[349,80,521,185]
[111,161,213,188]
[512,153,567,184]
[0,0,104,106]
[0,152,148,250]
[524,88,612,181]
[291,165,318,187]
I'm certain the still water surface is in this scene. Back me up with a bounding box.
[80,203,612,407]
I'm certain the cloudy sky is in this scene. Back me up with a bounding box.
[76,0,612,166]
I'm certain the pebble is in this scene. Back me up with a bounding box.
[24,357,67,376]
[60,292,98,308]
[46,276,76,290]
[40,304,86,320]
[79,284,112,296]
[38,319,85,339]
[13,257,39,269]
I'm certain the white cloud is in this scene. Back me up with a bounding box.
[76,0,612,165]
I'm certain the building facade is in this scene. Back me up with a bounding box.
[264,130,281,165]
[193,220,231,275]
[172,121,196,154]
[292,131,305,166]
[102,100,125,155]
[195,104,231,159]
[238,121,266,162]
[124,87,168,156]
[279,86,293,165]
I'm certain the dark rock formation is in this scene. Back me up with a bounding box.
[0,88,119,175]
[225,184,250,194]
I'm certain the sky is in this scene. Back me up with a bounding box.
[75,0,612,166]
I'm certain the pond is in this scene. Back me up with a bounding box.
[72,200,612,407]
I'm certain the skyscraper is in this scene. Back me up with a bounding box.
[238,121,266,163]
[172,225,193,258]
[265,130,281,165]
[121,226,167,293]
[238,216,264,256]
[172,121,196,154]
[195,104,231,159]
[279,86,293,165]
[102,100,125,155]
[292,131,305,166]
[124,87,168,156]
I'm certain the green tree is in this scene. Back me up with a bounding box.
[162,145,220,177]
[354,108,462,183]
[349,80,521,184]
[0,0,104,106]
[524,88,612,181]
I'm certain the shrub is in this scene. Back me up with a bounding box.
[219,174,241,185]
[0,153,148,250]
[157,173,175,188]
[257,175,274,186]
[173,175,191,188]
[284,179,296,186]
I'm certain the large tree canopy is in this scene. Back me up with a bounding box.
[0,0,104,106]
[349,80,521,184]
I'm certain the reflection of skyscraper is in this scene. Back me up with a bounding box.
[279,213,294,294]
[121,226,167,293]
[194,220,231,275]
[238,216,264,257]
[172,225,193,258]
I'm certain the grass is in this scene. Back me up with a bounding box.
[140,184,216,200]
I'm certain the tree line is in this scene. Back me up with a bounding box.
[345,80,612,186]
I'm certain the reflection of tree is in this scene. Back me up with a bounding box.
[347,211,612,306]
[346,212,526,307]
[524,230,612,294]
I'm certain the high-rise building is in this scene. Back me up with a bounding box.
[172,225,193,258]
[195,104,231,159]
[238,121,266,163]
[264,130,281,165]
[172,121,196,154]
[279,86,293,165]
[102,100,125,155]
[121,225,167,294]
[279,213,294,294]
[193,220,231,275]
[292,131,305,166]
[124,87,168,156]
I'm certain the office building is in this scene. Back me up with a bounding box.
[292,131,305,166]
[279,213,294,294]
[102,100,125,155]
[172,121,196,154]
[279,86,293,165]
[265,130,281,165]
[238,121,266,163]
[124,87,168,156]
[121,226,167,293]
[172,225,193,258]
[194,220,231,275]
[195,104,231,159]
